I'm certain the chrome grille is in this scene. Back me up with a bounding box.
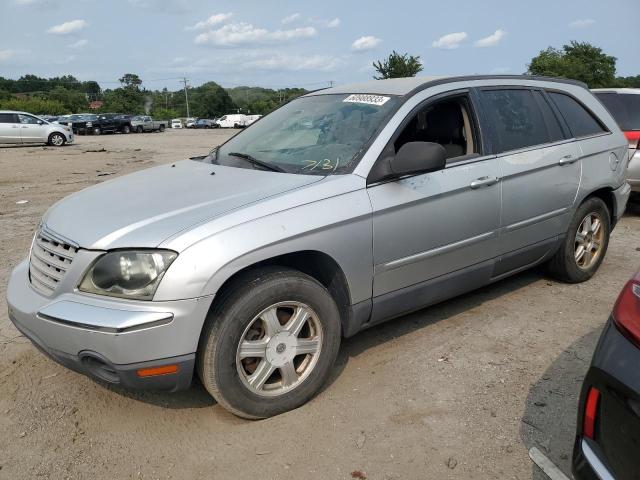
[29,228,78,296]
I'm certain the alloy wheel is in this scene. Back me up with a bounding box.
[236,302,323,397]
[574,211,604,270]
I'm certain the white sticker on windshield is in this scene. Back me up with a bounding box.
[343,94,390,106]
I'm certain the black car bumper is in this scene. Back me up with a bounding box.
[573,318,640,480]
[10,311,195,392]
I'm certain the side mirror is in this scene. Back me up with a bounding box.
[389,142,447,177]
[37,120,44,125]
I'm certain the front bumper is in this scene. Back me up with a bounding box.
[7,259,213,391]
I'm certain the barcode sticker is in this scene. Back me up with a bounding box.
[343,94,390,106]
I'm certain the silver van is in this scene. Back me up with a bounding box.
[0,110,74,146]
[6,76,630,418]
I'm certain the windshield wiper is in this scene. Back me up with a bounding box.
[227,152,286,173]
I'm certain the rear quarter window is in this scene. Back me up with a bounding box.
[0,113,17,123]
[548,92,607,138]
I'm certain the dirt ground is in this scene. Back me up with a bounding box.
[1,129,638,480]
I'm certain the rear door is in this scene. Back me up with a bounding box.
[477,88,581,275]
[0,113,21,143]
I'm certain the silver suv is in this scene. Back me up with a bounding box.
[6,76,630,418]
[0,110,74,146]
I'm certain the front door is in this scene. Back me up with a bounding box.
[367,92,502,322]
[18,113,48,143]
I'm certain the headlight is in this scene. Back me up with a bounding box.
[79,250,177,300]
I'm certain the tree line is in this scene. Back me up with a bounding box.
[0,73,307,118]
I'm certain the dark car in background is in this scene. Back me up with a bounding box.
[194,118,217,129]
[573,269,640,479]
[89,113,133,135]
[67,113,99,135]
[593,89,640,193]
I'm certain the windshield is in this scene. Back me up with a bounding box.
[595,92,640,131]
[213,94,399,175]
[132,116,143,121]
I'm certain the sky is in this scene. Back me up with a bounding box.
[0,0,637,92]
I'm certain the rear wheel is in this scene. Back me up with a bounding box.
[547,197,610,283]
[93,127,101,135]
[198,267,341,419]
[122,125,130,134]
[47,132,65,147]
[159,124,165,132]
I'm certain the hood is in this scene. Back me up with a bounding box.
[43,160,322,250]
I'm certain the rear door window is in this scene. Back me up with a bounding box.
[548,92,607,138]
[480,89,551,153]
[595,92,640,131]
[0,113,18,123]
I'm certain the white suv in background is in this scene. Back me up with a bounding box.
[0,111,74,146]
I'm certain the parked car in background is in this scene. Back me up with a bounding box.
[0,110,73,146]
[593,89,640,193]
[185,118,197,128]
[194,118,217,129]
[112,114,134,134]
[573,268,640,479]
[52,115,71,126]
[171,119,183,129]
[66,113,99,135]
[130,115,167,133]
[6,75,630,419]
[242,114,262,127]
[215,114,247,128]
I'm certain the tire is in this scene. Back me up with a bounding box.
[546,196,611,283]
[159,124,165,132]
[136,126,143,133]
[122,125,130,134]
[47,132,66,147]
[198,267,341,419]
[93,127,101,135]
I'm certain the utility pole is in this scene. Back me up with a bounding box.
[181,77,190,118]
[329,80,335,88]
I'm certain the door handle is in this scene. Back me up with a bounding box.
[470,176,499,189]
[558,155,578,165]
[11,125,19,128]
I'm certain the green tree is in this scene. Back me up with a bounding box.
[119,73,143,91]
[189,82,236,118]
[44,86,88,112]
[102,88,144,114]
[527,41,617,88]
[373,51,423,79]
[615,75,640,88]
[0,97,66,115]
[151,107,178,120]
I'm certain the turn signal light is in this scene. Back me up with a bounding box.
[583,387,601,440]
[136,364,179,377]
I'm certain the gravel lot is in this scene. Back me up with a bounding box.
[1,129,638,479]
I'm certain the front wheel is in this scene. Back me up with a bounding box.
[122,125,130,134]
[93,127,101,135]
[47,132,66,147]
[136,126,143,133]
[547,196,611,283]
[198,267,341,419]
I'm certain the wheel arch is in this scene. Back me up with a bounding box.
[204,250,353,336]
[583,187,616,225]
